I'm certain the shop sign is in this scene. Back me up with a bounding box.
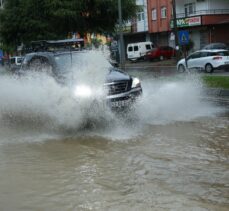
[171,16,201,28]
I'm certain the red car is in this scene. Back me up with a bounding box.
[145,46,175,61]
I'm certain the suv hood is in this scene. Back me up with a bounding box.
[106,68,131,82]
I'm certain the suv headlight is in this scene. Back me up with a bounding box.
[131,77,141,88]
[74,85,92,97]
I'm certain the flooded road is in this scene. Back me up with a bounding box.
[0,113,228,211]
[0,58,228,210]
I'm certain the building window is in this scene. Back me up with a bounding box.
[161,6,167,19]
[185,3,196,16]
[152,8,157,20]
[137,12,144,21]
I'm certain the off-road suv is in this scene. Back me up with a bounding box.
[20,39,142,110]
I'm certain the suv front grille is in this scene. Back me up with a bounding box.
[105,81,130,95]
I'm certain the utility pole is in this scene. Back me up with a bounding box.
[118,0,125,69]
[171,0,179,61]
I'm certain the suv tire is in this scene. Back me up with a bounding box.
[205,63,214,73]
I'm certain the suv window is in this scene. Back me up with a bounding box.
[217,51,229,56]
[200,52,209,57]
[128,46,133,52]
[188,52,201,59]
[134,46,139,51]
[145,44,151,50]
[208,51,229,56]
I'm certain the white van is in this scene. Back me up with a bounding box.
[127,41,155,61]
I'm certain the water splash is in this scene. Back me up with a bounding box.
[0,51,224,143]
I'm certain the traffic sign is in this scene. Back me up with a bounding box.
[178,30,189,45]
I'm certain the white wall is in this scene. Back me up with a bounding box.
[136,0,148,32]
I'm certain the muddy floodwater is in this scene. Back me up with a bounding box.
[0,112,228,211]
[0,53,228,210]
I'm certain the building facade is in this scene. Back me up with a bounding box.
[174,0,229,50]
[123,0,150,47]
[124,0,229,52]
[147,0,173,46]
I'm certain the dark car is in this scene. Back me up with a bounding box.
[145,46,175,61]
[202,42,229,50]
[20,39,142,110]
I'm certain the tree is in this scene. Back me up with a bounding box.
[0,0,138,48]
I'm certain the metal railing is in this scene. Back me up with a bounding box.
[175,9,229,18]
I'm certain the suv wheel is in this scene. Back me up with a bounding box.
[205,63,214,73]
[178,64,186,73]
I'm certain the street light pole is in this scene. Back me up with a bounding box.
[171,0,179,61]
[118,0,125,69]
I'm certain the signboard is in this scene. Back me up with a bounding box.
[170,16,201,28]
[178,30,189,45]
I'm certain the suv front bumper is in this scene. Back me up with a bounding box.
[106,87,142,109]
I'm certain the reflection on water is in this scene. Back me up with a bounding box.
[0,51,228,210]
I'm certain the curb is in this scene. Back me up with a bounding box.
[205,88,229,97]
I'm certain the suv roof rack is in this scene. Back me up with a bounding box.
[28,38,85,53]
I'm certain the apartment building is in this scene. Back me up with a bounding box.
[174,0,229,50]
[123,0,150,45]
[147,0,173,46]
[124,0,229,51]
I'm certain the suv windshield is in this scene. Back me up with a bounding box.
[54,51,111,74]
[54,54,72,73]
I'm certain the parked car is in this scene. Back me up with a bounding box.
[202,42,229,50]
[20,39,142,110]
[145,46,175,61]
[177,49,229,73]
[127,41,155,61]
[5,56,24,72]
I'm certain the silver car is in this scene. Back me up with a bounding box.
[177,49,229,73]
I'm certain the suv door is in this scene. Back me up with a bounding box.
[187,52,201,69]
[198,52,209,70]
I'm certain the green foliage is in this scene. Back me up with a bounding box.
[0,0,138,48]
[202,75,229,89]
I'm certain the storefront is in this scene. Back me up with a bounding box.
[170,15,229,50]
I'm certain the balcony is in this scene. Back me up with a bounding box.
[175,9,229,18]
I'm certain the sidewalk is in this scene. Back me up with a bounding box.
[124,58,177,69]
[123,58,229,76]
